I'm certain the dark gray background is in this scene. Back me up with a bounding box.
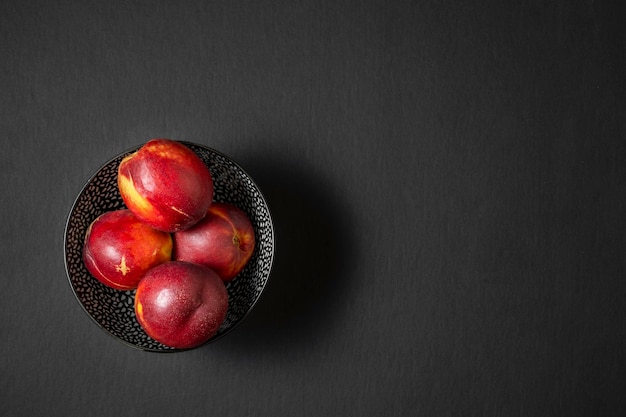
[2,0,625,415]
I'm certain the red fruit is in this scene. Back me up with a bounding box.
[173,202,255,281]
[117,139,214,233]
[134,261,228,349]
[82,209,173,290]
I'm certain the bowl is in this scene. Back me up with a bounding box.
[64,141,274,351]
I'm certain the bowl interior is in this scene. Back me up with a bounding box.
[64,142,274,351]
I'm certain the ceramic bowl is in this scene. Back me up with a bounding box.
[64,141,274,351]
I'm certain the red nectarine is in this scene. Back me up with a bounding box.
[82,209,173,290]
[173,202,255,281]
[134,261,228,349]
[118,139,214,232]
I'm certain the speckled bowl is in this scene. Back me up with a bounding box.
[64,141,274,351]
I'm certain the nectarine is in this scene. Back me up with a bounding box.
[134,261,228,349]
[82,209,173,290]
[118,139,214,232]
[173,202,255,281]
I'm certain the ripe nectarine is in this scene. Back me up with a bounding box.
[118,139,214,232]
[173,202,256,281]
[82,209,173,290]
[134,261,228,349]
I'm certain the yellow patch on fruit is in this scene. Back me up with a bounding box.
[170,205,193,219]
[135,299,143,318]
[115,256,131,276]
[118,172,154,216]
[147,141,188,163]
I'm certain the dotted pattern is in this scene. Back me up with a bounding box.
[64,142,275,351]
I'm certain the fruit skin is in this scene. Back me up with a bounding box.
[82,209,173,290]
[117,138,214,233]
[173,202,256,282]
[134,261,228,349]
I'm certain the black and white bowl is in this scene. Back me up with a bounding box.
[64,141,274,351]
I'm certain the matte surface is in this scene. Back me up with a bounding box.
[2,0,625,415]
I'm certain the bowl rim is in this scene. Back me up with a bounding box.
[63,140,275,352]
